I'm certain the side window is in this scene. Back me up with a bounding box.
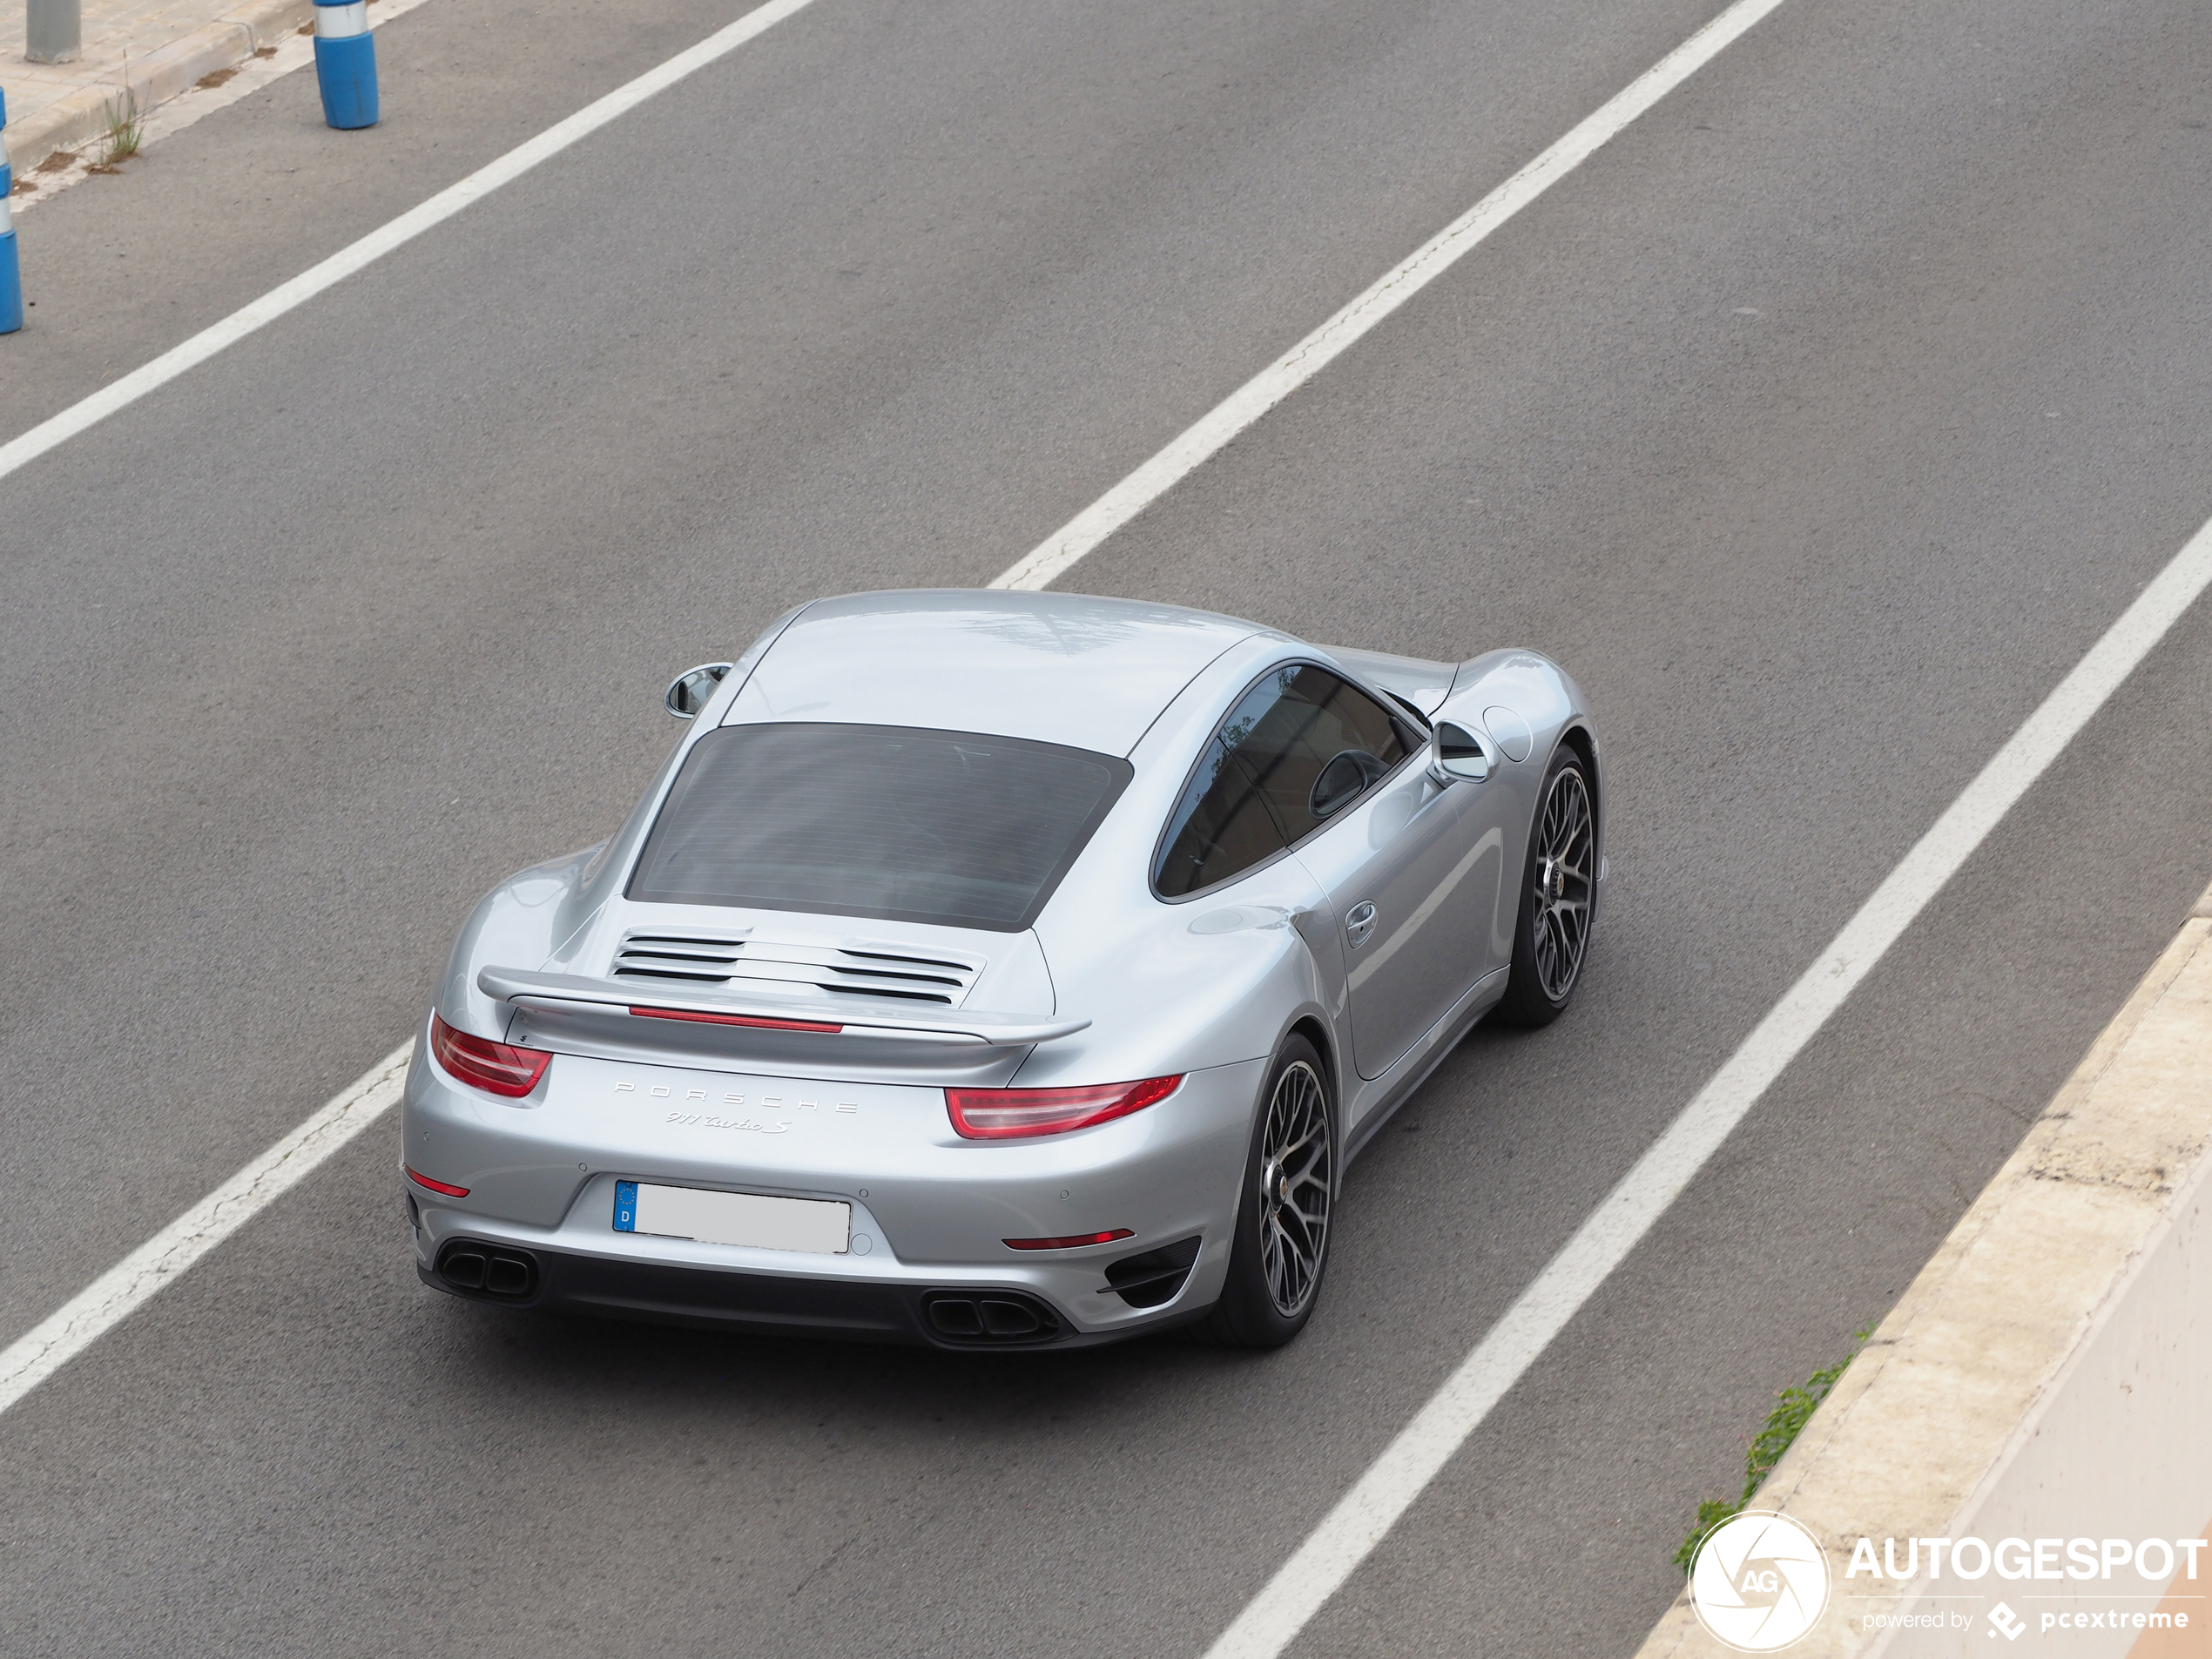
[1154,730,1285,898]
[1154,664,1412,898]
[1233,664,1410,844]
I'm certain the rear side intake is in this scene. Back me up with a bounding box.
[1103,1237,1204,1309]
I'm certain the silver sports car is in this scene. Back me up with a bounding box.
[403,590,1602,1348]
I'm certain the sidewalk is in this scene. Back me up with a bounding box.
[3,0,313,170]
[1639,879,2212,1657]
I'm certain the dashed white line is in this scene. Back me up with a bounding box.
[0,1043,413,1420]
[991,0,1794,594]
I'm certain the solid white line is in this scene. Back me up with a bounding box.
[1199,519,2212,1658]
[0,0,820,489]
[989,0,1792,593]
[0,1043,414,1420]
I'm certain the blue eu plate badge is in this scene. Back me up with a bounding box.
[613,1181,638,1232]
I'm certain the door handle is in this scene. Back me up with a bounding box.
[1345,900,1378,949]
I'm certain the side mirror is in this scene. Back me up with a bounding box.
[664,661,735,719]
[1427,720,1490,785]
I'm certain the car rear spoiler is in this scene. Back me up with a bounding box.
[476,967,1089,1047]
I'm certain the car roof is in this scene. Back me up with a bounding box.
[723,590,1271,755]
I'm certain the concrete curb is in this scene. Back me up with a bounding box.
[3,0,314,167]
[1637,880,2212,1658]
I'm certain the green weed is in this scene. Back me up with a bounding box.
[1673,1324,1875,1573]
[99,81,144,166]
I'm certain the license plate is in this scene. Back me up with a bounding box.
[613,1181,851,1255]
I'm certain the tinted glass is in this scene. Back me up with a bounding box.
[1153,734,1287,897]
[628,724,1131,932]
[1234,665,1410,844]
[1154,664,1412,898]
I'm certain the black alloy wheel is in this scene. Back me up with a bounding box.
[1203,1034,1335,1347]
[1496,745,1596,1027]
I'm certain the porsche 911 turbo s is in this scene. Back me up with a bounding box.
[403,590,1602,1349]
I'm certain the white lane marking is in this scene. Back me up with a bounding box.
[0,1044,412,1420]
[1200,517,2212,1659]
[989,0,1793,593]
[0,0,819,485]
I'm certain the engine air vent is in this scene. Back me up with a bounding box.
[610,932,982,1006]
[610,933,746,982]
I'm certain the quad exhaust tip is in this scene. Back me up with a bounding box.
[435,1239,540,1301]
[921,1290,1063,1345]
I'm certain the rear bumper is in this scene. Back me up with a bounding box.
[401,1038,1261,1344]
[415,1241,1206,1349]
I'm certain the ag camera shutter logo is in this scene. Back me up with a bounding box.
[1689,1511,1831,1652]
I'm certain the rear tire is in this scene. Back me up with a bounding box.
[1202,1035,1335,1349]
[1495,745,1596,1028]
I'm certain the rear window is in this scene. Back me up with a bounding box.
[626,724,1132,933]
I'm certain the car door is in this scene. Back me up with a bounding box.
[1270,672,1503,1082]
[1152,662,1503,1082]
[1163,662,1494,1082]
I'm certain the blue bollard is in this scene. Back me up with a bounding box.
[2,86,24,334]
[313,0,380,130]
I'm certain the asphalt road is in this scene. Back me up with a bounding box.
[4,0,2211,1653]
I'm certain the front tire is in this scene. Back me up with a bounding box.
[1203,1035,1335,1348]
[1495,745,1596,1028]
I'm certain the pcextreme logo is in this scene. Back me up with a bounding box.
[1689,1512,1831,1653]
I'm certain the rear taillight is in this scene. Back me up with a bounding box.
[429,1015,551,1098]
[947,1076,1183,1140]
